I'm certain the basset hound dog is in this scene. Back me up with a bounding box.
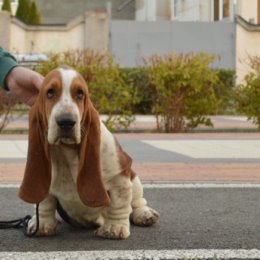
[19,66,159,239]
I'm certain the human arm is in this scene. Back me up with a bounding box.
[0,47,44,106]
[6,66,44,106]
[0,47,18,90]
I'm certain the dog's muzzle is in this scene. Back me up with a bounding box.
[56,115,76,132]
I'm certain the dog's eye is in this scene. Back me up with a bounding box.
[76,89,84,100]
[47,88,55,99]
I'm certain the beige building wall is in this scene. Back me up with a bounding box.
[236,22,260,84]
[25,23,85,54]
[9,20,27,53]
[0,11,108,54]
[0,11,11,50]
[236,0,258,23]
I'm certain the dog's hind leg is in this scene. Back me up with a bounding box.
[130,176,159,226]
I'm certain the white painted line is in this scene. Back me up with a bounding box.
[0,249,260,260]
[1,182,260,189]
[142,140,260,159]
[225,116,248,122]
[143,182,260,189]
[0,183,20,188]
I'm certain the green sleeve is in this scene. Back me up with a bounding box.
[0,47,18,90]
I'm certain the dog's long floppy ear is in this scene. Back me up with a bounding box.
[19,98,51,204]
[77,101,110,208]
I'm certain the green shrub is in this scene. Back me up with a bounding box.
[120,68,152,114]
[36,49,137,131]
[27,0,41,25]
[236,72,260,129]
[34,50,235,132]
[143,52,218,133]
[1,0,11,13]
[213,69,236,114]
[0,89,18,132]
[16,0,30,23]
[236,54,260,129]
[120,67,235,116]
[15,0,41,24]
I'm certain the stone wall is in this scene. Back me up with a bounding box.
[0,11,11,50]
[0,10,108,54]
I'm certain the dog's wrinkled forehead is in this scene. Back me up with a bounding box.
[42,67,81,95]
[44,67,87,145]
[41,67,88,115]
[58,68,77,98]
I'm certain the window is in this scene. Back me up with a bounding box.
[214,0,219,21]
[174,0,179,17]
[223,0,230,18]
[214,0,231,21]
[157,0,171,20]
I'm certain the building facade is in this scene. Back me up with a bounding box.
[0,0,260,83]
[0,10,109,53]
[135,0,234,21]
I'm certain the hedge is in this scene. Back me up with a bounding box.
[36,49,138,130]
[33,49,236,132]
[122,67,235,116]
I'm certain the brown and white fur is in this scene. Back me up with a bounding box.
[19,67,159,239]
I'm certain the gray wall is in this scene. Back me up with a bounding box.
[110,20,236,68]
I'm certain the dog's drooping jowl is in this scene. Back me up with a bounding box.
[19,67,159,239]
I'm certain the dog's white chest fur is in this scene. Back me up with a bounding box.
[50,145,105,225]
[50,145,79,200]
[49,122,121,225]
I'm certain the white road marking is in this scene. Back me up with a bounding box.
[142,140,260,159]
[225,116,248,122]
[143,182,260,189]
[0,183,20,188]
[1,182,260,189]
[0,249,260,260]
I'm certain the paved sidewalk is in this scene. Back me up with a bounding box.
[0,132,260,183]
[1,114,259,183]
[3,115,258,132]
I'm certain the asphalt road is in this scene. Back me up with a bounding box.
[1,134,260,258]
[0,185,260,252]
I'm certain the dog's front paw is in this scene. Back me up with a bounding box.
[27,215,58,236]
[131,206,159,227]
[95,223,130,239]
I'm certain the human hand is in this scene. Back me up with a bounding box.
[6,66,44,106]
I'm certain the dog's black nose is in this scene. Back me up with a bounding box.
[56,116,76,131]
